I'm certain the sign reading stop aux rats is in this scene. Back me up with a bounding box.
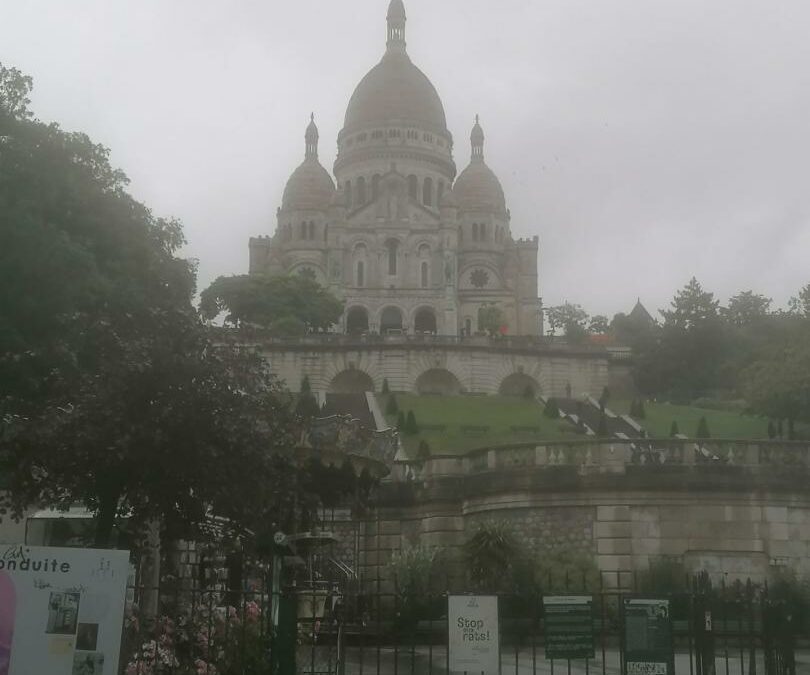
[448,595,500,674]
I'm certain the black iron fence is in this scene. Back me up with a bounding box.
[120,570,802,675]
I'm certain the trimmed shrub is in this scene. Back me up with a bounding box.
[597,413,609,437]
[417,440,431,459]
[385,394,399,416]
[397,411,405,430]
[696,416,711,439]
[670,420,680,437]
[382,378,390,395]
[768,420,776,439]
[405,410,419,435]
[544,398,560,419]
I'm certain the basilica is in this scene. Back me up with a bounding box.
[249,0,541,337]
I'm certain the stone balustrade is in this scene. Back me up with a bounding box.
[403,439,810,481]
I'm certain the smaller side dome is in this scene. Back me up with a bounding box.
[453,116,506,213]
[282,115,335,211]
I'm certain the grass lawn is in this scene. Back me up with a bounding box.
[381,393,576,457]
[610,399,771,439]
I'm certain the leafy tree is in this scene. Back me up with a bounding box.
[522,384,535,399]
[588,315,610,334]
[544,399,560,419]
[670,420,680,437]
[477,304,507,337]
[742,325,810,438]
[385,394,399,416]
[0,65,302,546]
[696,416,711,439]
[548,302,589,340]
[661,277,720,330]
[634,279,727,400]
[787,283,810,317]
[0,63,33,120]
[200,273,343,333]
[722,291,772,326]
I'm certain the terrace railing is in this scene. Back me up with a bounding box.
[404,438,810,480]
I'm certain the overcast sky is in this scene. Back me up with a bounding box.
[3,0,809,318]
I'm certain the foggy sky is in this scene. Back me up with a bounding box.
[3,0,809,318]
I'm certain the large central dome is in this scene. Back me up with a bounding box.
[343,50,447,134]
[341,0,449,137]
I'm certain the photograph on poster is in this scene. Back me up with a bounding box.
[45,592,81,635]
[71,651,104,675]
[76,624,99,652]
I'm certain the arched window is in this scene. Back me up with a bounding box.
[308,221,315,240]
[386,239,399,275]
[437,180,445,206]
[465,318,472,336]
[356,260,365,287]
[372,174,381,201]
[345,180,352,208]
[423,177,433,206]
[421,261,429,288]
[408,175,418,201]
[356,176,366,205]
[300,222,307,239]
[472,223,479,241]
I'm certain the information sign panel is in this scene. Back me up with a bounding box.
[0,544,130,675]
[543,595,595,660]
[448,595,499,674]
[622,598,674,675]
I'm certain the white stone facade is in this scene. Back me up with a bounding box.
[249,1,541,337]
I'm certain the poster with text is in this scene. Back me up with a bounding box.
[448,595,499,674]
[0,545,130,675]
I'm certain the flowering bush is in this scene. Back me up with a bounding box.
[125,596,269,675]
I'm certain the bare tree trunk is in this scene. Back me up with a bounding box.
[139,520,161,624]
[93,488,120,547]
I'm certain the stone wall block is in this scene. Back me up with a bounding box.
[768,522,789,541]
[764,506,788,523]
[597,554,633,571]
[378,520,402,535]
[633,538,662,556]
[595,521,632,539]
[597,505,631,522]
[421,516,464,533]
[597,538,633,555]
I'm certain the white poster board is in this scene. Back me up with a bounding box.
[0,545,130,675]
[448,595,499,674]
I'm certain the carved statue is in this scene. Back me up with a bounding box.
[444,252,456,286]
